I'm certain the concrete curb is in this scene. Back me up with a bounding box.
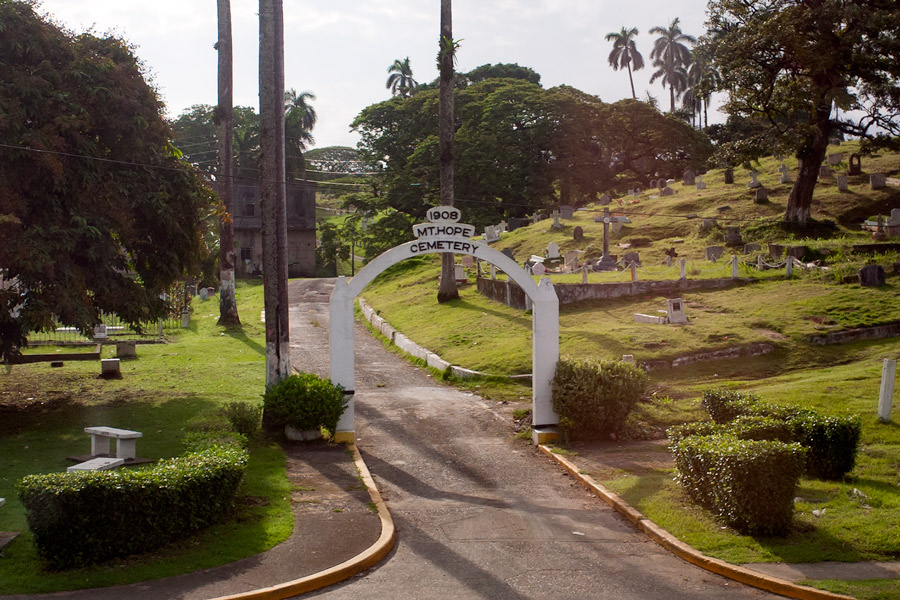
[539,445,856,600]
[211,444,396,600]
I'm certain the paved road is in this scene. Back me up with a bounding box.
[288,278,775,600]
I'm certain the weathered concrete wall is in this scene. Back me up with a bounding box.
[478,276,755,309]
[807,322,900,345]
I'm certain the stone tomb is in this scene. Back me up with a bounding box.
[666,298,689,324]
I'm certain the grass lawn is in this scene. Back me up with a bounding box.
[0,281,293,594]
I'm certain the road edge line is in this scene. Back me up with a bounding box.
[539,444,855,600]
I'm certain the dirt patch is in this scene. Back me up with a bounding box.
[753,328,788,340]
[566,439,674,480]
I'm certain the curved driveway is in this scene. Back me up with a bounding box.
[288,278,774,600]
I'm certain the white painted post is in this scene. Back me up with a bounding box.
[732,255,739,278]
[666,255,672,267]
[630,262,638,282]
[330,277,355,441]
[490,264,496,280]
[679,258,686,280]
[879,359,897,422]
[582,264,588,284]
[786,257,794,277]
[532,277,559,428]
[757,255,764,269]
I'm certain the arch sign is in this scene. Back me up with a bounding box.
[329,208,559,444]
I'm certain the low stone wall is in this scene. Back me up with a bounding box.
[477,276,755,309]
[807,322,900,345]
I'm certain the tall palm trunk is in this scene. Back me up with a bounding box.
[259,0,291,385]
[437,0,459,303]
[216,0,240,326]
[626,61,636,100]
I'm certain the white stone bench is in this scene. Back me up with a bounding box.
[67,457,124,473]
[84,426,142,460]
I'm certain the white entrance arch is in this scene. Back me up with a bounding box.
[329,236,559,444]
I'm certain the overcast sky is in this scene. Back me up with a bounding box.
[36,0,718,150]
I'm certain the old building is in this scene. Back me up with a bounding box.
[232,181,316,278]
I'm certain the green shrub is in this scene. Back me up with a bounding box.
[182,430,248,453]
[671,435,806,536]
[667,421,728,443]
[219,401,262,437]
[184,411,231,432]
[790,413,862,480]
[667,416,791,444]
[552,358,648,439]
[700,388,760,424]
[16,446,248,569]
[262,372,347,433]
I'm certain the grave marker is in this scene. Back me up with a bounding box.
[819,165,832,178]
[879,359,896,422]
[595,194,617,271]
[755,187,768,203]
[836,174,848,192]
[858,264,886,287]
[724,168,734,184]
[871,173,887,190]
[848,154,862,175]
[666,298,688,324]
[706,246,724,262]
[695,174,706,190]
[683,170,695,186]
[778,163,792,184]
[748,171,761,189]
[573,226,584,240]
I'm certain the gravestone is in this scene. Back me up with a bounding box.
[627,188,635,196]
[116,341,136,358]
[891,208,900,225]
[460,255,474,268]
[649,179,658,188]
[755,187,768,203]
[573,226,584,240]
[724,227,743,247]
[836,174,848,192]
[564,250,580,269]
[508,217,529,231]
[93,324,108,340]
[550,210,563,230]
[827,152,844,166]
[660,186,675,196]
[858,265,886,287]
[695,174,706,190]
[778,163,792,184]
[198,287,209,300]
[547,241,561,259]
[683,170,695,186]
[622,355,635,364]
[848,154,862,175]
[830,138,841,146]
[706,246,725,261]
[717,205,731,213]
[501,248,515,261]
[532,262,547,276]
[659,179,668,190]
[873,216,887,241]
[748,171,761,189]
[599,194,611,205]
[743,243,762,254]
[611,220,624,234]
[786,245,808,260]
[871,174,887,190]
[699,218,717,233]
[622,252,641,266]
[454,264,466,282]
[634,186,643,194]
[666,298,688,324]
[819,165,832,178]
[664,247,679,259]
[560,205,574,219]
[498,220,508,232]
[768,243,785,260]
[483,225,501,243]
[724,168,734,184]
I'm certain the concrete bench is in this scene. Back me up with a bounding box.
[84,426,142,460]
[67,457,124,473]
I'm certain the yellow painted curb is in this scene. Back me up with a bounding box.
[539,445,855,600]
[211,443,396,600]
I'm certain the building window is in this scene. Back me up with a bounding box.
[244,201,256,217]
[240,247,252,262]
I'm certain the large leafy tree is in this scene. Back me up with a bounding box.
[386,57,418,98]
[705,0,900,224]
[605,27,644,100]
[0,0,215,362]
[649,18,696,113]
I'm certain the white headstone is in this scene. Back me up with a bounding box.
[550,210,562,229]
[695,174,706,190]
[879,359,896,422]
[778,163,792,184]
[532,262,547,275]
[498,220,508,232]
[890,208,900,225]
[748,171,761,189]
[93,324,108,339]
[483,225,501,243]
[666,298,688,324]
[547,242,561,258]
[454,264,466,281]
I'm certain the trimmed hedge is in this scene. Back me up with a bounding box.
[16,446,248,569]
[552,358,648,439]
[667,415,791,444]
[671,435,807,535]
[700,388,862,479]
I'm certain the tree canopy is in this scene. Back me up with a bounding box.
[704,0,900,223]
[0,0,216,361]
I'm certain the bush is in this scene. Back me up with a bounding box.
[671,435,806,536]
[16,446,248,569]
[667,416,791,445]
[262,372,347,433]
[700,388,760,424]
[219,401,262,437]
[791,413,862,480]
[552,358,648,439]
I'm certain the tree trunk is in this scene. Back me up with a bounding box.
[784,112,831,225]
[259,0,291,385]
[437,0,459,303]
[216,0,240,326]
[626,62,635,100]
[669,84,675,113]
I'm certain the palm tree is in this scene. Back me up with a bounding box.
[604,27,644,100]
[649,18,696,113]
[436,0,458,303]
[686,49,719,128]
[284,88,316,180]
[386,57,418,98]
